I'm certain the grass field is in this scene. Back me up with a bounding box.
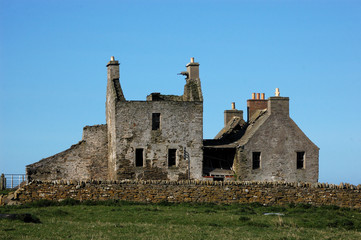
[1,199,360,240]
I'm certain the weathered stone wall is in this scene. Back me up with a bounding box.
[26,125,108,181]
[112,101,203,181]
[239,115,319,183]
[11,181,361,209]
[82,125,109,180]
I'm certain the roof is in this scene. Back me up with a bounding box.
[205,110,269,149]
[236,109,269,147]
[212,116,247,144]
[206,101,319,151]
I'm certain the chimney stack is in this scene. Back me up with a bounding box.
[224,102,243,126]
[106,56,125,101]
[268,96,289,117]
[183,57,203,101]
[247,92,267,122]
[186,57,200,80]
[107,56,120,80]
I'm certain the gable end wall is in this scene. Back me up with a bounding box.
[238,114,319,182]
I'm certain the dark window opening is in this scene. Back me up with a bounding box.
[203,148,235,174]
[252,152,261,169]
[297,152,305,169]
[203,148,236,178]
[168,149,176,167]
[152,113,160,130]
[135,148,144,167]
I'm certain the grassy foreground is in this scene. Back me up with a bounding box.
[0,200,360,240]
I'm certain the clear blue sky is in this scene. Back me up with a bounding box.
[1,0,360,185]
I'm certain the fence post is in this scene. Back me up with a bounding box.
[0,174,5,190]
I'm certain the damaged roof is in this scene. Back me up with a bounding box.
[204,109,269,149]
[236,109,269,147]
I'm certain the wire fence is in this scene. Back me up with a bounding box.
[1,174,27,189]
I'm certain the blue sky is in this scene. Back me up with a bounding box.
[1,0,360,185]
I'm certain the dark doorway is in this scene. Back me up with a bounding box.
[203,148,236,176]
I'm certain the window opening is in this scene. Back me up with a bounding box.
[297,152,305,169]
[152,113,161,130]
[135,148,144,167]
[168,149,176,167]
[252,152,261,169]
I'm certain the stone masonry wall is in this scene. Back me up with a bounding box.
[82,125,108,180]
[11,180,361,209]
[26,125,108,181]
[112,101,203,181]
[26,141,89,181]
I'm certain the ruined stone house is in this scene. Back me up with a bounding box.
[26,57,319,183]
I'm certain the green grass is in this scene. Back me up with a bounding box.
[0,189,12,195]
[1,200,360,240]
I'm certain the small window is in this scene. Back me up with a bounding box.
[168,149,176,167]
[152,113,161,130]
[297,152,305,169]
[252,152,261,169]
[135,148,144,167]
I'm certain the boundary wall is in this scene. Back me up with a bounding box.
[4,180,361,208]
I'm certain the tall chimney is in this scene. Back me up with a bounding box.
[186,57,199,80]
[247,92,268,122]
[224,102,243,126]
[106,56,125,101]
[183,57,203,101]
[107,56,119,81]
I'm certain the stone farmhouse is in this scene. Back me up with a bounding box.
[26,57,319,183]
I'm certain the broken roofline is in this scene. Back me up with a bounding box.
[107,56,203,102]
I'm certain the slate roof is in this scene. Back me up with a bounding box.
[205,109,269,149]
[214,116,246,140]
[236,109,269,147]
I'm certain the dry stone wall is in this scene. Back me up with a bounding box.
[11,180,361,209]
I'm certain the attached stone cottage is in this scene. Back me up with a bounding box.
[26,57,319,183]
[203,92,319,182]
